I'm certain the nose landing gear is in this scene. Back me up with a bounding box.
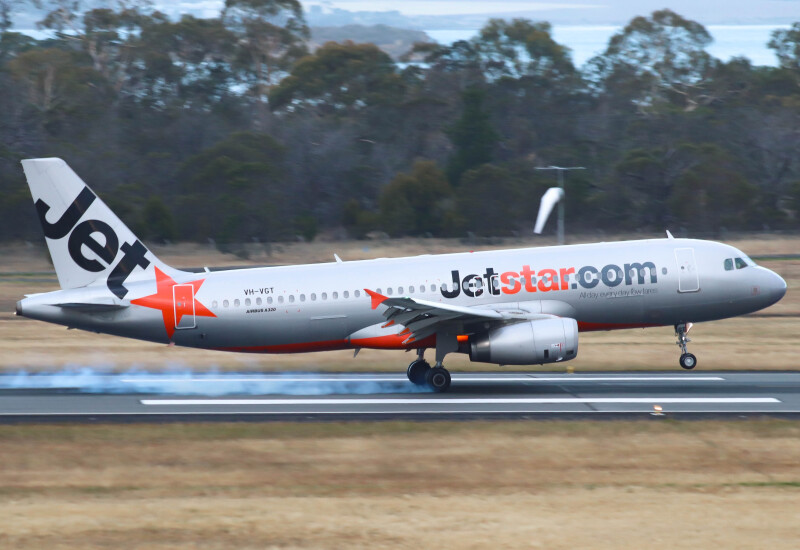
[675,323,697,370]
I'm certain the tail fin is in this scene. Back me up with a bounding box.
[21,158,179,298]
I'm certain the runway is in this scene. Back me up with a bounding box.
[1,371,800,421]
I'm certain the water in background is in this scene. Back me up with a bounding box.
[426,25,790,67]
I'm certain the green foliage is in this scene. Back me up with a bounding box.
[343,198,379,239]
[446,88,498,184]
[477,18,576,82]
[769,23,800,72]
[585,9,713,109]
[668,144,760,231]
[0,7,799,243]
[176,132,288,242]
[222,0,308,124]
[788,181,800,226]
[293,212,318,241]
[7,47,111,133]
[378,160,454,237]
[452,163,542,236]
[270,41,404,113]
[140,195,177,243]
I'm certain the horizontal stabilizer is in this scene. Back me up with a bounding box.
[55,301,129,312]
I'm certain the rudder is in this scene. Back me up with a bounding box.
[21,158,179,298]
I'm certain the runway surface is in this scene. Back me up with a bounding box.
[2,371,800,421]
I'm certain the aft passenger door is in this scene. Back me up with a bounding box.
[674,248,700,293]
[173,284,196,329]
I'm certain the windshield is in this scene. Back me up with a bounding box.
[725,254,757,271]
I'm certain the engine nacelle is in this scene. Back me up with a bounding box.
[469,318,579,365]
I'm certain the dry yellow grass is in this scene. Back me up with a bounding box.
[0,421,799,549]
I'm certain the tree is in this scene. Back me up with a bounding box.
[7,47,111,133]
[140,195,176,242]
[668,144,760,232]
[176,132,289,242]
[789,181,800,227]
[0,0,23,34]
[585,9,714,110]
[129,13,236,106]
[446,87,498,184]
[475,18,575,83]
[270,41,404,114]
[454,164,532,236]
[378,160,453,237]
[221,0,308,127]
[769,23,800,72]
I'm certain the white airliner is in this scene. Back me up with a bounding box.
[15,158,787,391]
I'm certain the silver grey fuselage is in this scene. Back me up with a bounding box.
[18,238,787,357]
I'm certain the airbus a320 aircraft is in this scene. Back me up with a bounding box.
[15,159,787,391]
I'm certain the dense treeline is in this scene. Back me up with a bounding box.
[1,1,799,245]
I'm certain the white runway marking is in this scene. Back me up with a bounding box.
[2,408,797,417]
[141,397,778,406]
[121,376,726,383]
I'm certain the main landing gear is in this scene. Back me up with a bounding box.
[675,323,697,370]
[407,350,451,392]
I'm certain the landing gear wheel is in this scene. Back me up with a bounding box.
[425,367,451,392]
[407,360,431,385]
[679,353,697,370]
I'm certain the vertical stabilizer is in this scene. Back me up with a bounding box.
[21,158,179,297]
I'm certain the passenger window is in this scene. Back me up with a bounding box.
[409,286,415,293]
[245,298,251,306]
[386,288,393,296]
[223,300,229,308]
[289,295,295,303]
[333,292,339,300]
[430,284,436,292]
[256,297,262,305]
[343,291,349,299]
[735,257,748,269]
[354,290,361,298]
[278,296,284,304]
[212,300,218,308]
[724,259,733,271]
[267,297,273,304]
[310,293,316,301]
[398,287,404,295]
[234,299,240,307]
[322,292,327,300]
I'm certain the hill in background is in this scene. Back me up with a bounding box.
[310,25,432,60]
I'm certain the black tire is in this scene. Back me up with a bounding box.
[425,367,451,392]
[679,353,697,370]
[407,360,431,385]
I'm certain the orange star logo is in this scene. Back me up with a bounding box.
[131,267,216,339]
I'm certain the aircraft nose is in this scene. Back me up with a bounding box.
[763,269,787,305]
[772,271,787,301]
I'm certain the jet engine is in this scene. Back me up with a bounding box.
[469,318,578,365]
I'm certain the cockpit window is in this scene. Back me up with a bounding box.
[735,257,748,269]
[724,258,733,271]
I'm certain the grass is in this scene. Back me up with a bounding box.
[1,420,800,548]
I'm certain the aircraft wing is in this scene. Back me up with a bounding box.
[364,289,552,344]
